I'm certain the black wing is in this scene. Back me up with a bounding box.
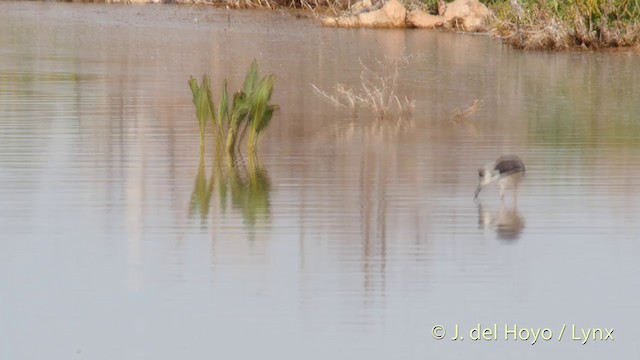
[494,155,525,175]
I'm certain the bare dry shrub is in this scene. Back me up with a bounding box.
[312,55,417,123]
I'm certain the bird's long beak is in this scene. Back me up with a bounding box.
[474,183,482,199]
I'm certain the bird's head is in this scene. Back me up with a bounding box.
[474,164,494,198]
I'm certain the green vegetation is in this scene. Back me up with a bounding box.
[188,74,214,150]
[487,0,640,49]
[188,60,273,231]
[406,0,640,49]
[322,0,640,49]
[188,60,278,155]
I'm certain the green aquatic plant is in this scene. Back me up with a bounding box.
[189,59,278,155]
[225,90,250,155]
[228,60,277,155]
[247,74,277,154]
[243,59,260,95]
[188,75,214,150]
[217,80,230,153]
[234,60,260,153]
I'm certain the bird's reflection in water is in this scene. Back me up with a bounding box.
[477,201,525,241]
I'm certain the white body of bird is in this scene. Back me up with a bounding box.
[474,155,526,200]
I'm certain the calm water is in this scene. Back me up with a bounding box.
[1,2,639,359]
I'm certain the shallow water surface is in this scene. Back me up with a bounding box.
[1,2,639,359]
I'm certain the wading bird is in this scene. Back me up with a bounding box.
[474,155,526,200]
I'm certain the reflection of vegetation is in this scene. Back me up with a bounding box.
[0,70,84,82]
[226,154,271,228]
[523,62,640,147]
[189,148,214,224]
[189,148,271,230]
[528,111,640,147]
[188,60,278,156]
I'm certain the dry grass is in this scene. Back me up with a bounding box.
[186,0,278,9]
[176,0,350,12]
[312,55,417,123]
[489,2,572,49]
[489,0,640,49]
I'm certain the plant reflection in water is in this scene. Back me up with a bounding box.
[189,148,271,234]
